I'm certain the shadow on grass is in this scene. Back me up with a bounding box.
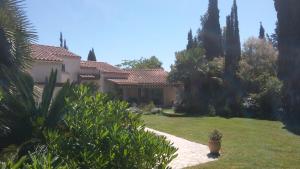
[283,125,300,136]
[207,152,220,159]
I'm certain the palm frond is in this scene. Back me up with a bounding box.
[45,81,75,128]
[38,70,57,118]
[0,0,37,74]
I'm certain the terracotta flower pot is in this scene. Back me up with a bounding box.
[208,140,221,154]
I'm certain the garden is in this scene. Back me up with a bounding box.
[143,114,300,169]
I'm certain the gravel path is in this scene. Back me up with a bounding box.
[146,128,217,169]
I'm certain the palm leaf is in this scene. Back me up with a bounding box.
[38,70,57,117]
[45,81,75,128]
[0,0,37,72]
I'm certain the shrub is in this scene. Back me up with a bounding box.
[44,85,177,169]
[209,130,223,142]
[140,101,157,113]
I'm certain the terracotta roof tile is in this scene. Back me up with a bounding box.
[108,69,172,86]
[31,44,80,62]
[80,61,127,74]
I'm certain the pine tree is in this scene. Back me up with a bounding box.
[274,0,300,124]
[87,48,97,61]
[259,22,265,39]
[60,32,63,47]
[201,0,223,60]
[187,29,194,50]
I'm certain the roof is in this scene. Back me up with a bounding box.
[80,61,127,74]
[108,69,176,86]
[31,44,80,62]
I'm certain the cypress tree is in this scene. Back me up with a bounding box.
[87,48,97,61]
[224,0,241,78]
[259,22,265,39]
[231,0,241,58]
[63,39,68,50]
[187,29,194,50]
[274,0,300,124]
[201,0,223,59]
[60,32,63,47]
[223,0,242,117]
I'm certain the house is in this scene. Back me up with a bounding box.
[29,44,182,107]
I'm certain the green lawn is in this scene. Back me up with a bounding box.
[142,115,300,169]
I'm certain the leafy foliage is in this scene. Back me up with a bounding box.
[169,47,225,114]
[0,0,37,84]
[239,37,282,120]
[200,0,223,59]
[0,70,74,150]
[274,0,300,125]
[44,85,177,169]
[117,56,162,69]
[209,129,222,142]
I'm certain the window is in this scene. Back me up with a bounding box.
[62,64,65,72]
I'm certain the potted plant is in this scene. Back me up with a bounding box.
[208,129,223,155]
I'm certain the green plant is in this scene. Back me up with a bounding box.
[44,85,177,169]
[0,70,74,151]
[0,150,70,169]
[209,130,223,142]
[141,101,156,113]
[0,0,37,87]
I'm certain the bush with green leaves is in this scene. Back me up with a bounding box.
[239,37,282,120]
[169,47,225,115]
[44,85,177,169]
[1,148,70,169]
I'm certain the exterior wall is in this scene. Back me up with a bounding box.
[100,73,120,93]
[121,86,179,107]
[34,84,62,102]
[163,87,177,107]
[60,57,81,82]
[123,88,139,100]
[61,72,71,82]
[30,61,63,83]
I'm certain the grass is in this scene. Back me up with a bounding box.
[142,115,300,169]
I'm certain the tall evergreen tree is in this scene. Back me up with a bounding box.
[224,0,241,78]
[231,0,241,58]
[259,22,265,39]
[222,26,227,55]
[187,29,195,50]
[274,0,300,124]
[201,0,223,59]
[63,39,68,50]
[87,48,97,61]
[60,32,63,47]
[223,0,242,117]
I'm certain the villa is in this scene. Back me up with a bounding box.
[29,44,182,107]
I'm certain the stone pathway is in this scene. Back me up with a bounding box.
[146,128,217,169]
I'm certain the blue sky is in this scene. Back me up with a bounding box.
[26,0,276,70]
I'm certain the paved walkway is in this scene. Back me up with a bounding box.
[146,128,217,169]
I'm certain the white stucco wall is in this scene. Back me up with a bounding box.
[163,87,178,107]
[59,57,81,82]
[30,61,63,83]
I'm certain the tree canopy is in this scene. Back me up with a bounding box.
[117,56,162,69]
[274,0,300,125]
[200,0,223,59]
[259,22,265,39]
[87,48,97,61]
